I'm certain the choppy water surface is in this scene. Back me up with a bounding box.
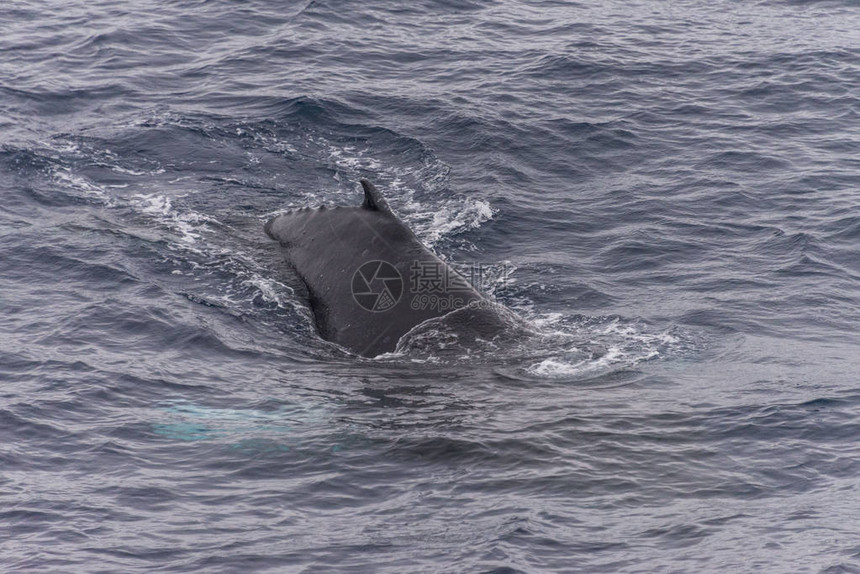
[2,0,859,572]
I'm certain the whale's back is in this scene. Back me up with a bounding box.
[265,180,485,357]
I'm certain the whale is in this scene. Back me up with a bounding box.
[265,179,513,357]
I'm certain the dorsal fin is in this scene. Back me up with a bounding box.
[360,179,390,213]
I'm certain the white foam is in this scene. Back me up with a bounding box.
[523,316,682,379]
[49,165,113,204]
[111,165,161,176]
[130,193,222,245]
[240,273,295,307]
[529,345,625,378]
[423,199,495,244]
[326,143,384,172]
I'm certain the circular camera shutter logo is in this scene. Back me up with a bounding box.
[351,260,403,312]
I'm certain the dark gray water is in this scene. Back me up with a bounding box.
[2,0,859,572]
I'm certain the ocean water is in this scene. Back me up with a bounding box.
[2,0,859,572]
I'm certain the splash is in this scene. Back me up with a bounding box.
[130,193,220,245]
[523,316,682,380]
[49,164,114,205]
